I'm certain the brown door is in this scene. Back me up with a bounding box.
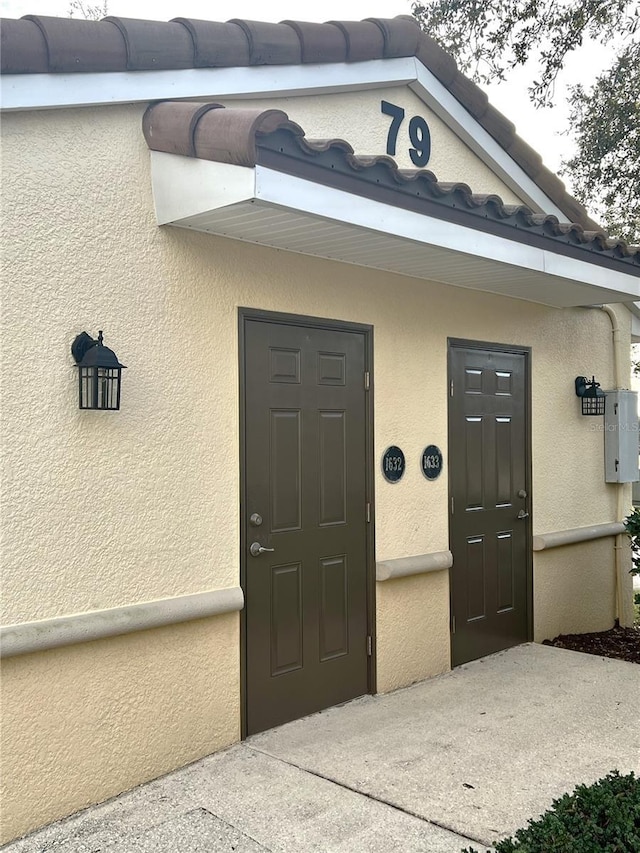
[448,342,530,667]
[242,316,370,735]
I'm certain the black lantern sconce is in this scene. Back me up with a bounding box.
[71,331,126,410]
[575,375,606,416]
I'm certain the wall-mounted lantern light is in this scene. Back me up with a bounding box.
[575,375,606,416]
[71,331,126,410]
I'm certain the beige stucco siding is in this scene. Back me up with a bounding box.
[1,614,239,843]
[1,102,628,841]
[222,86,526,204]
[376,571,451,693]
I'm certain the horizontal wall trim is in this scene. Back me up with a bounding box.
[377,550,453,581]
[0,586,244,659]
[532,522,626,552]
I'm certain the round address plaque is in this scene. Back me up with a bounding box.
[421,445,443,480]
[382,446,405,483]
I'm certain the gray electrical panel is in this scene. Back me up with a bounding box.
[604,390,639,483]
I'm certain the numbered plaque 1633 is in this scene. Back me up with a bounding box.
[421,445,443,480]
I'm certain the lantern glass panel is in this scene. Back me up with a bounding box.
[582,394,605,416]
[79,366,122,410]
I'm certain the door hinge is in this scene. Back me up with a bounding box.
[450,379,454,396]
[451,616,456,635]
[364,371,370,391]
[451,496,454,515]
[367,635,373,656]
[366,502,371,523]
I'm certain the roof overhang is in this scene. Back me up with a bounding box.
[150,152,639,308]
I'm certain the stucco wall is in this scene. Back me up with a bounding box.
[221,86,525,204]
[376,571,450,693]
[533,539,618,642]
[1,101,627,841]
[1,100,624,643]
[1,613,239,844]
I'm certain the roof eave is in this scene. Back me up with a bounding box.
[149,152,639,308]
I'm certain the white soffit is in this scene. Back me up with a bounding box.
[150,153,639,308]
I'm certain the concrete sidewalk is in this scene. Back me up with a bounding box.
[5,643,639,852]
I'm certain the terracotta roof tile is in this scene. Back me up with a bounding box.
[171,20,250,67]
[326,20,384,61]
[0,13,606,232]
[25,15,126,72]
[280,21,347,64]
[143,101,302,167]
[104,16,193,70]
[228,19,301,65]
[366,15,421,58]
[142,102,639,270]
[0,17,47,73]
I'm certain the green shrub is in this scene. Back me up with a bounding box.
[462,771,640,852]
[624,508,640,576]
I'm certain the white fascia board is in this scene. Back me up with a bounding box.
[253,167,639,300]
[150,152,255,224]
[0,57,415,112]
[410,63,568,221]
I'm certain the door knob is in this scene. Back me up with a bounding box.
[250,542,275,557]
[517,509,529,519]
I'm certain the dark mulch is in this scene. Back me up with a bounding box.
[543,624,640,664]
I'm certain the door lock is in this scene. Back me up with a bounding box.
[517,489,527,499]
[249,542,275,557]
[249,513,263,527]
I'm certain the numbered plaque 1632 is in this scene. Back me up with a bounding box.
[382,446,405,483]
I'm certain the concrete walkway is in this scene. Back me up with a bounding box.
[5,643,639,852]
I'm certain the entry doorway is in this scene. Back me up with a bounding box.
[448,340,532,666]
[240,310,374,735]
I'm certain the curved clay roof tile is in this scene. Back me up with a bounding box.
[327,20,385,62]
[228,19,301,65]
[0,18,48,73]
[478,106,517,149]
[142,101,223,157]
[104,17,194,70]
[280,21,347,64]
[302,138,354,155]
[448,75,489,121]
[414,32,457,87]
[196,107,302,165]
[170,20,251,67]
[365,15,421,57]
[23,15,126,72]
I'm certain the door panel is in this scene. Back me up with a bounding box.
[243,318,369,735]
[449,344,530,666]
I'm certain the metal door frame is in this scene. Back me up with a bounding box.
[238,308,376,738]
[447,337,534,663]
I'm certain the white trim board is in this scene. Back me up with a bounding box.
[0,57,415,111]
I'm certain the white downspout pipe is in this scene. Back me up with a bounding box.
[598,305,635,627]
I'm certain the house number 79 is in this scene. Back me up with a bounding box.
[381,100,431,167]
